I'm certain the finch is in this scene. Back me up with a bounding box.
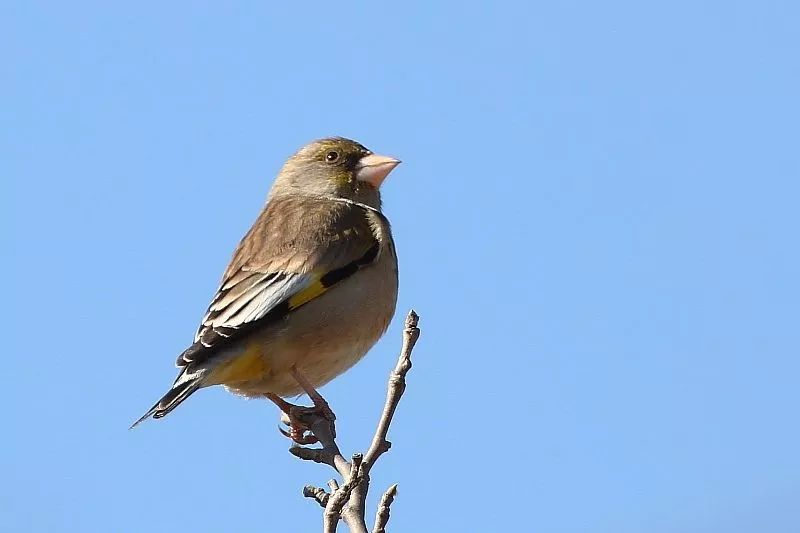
[133,137,400,435]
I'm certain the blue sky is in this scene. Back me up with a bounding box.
[4,2,800,532]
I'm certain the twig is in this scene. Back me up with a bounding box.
[291,310,421,532]
[348,310,420,522]
[372,484,398,533]
[367,311,419,466]
[323,454,364,533]
[303,485,330,509]
[291,446,334,465]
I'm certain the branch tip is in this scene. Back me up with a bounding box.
[303,485,330,509]
[404,309,419,329]
[372,483,399,533]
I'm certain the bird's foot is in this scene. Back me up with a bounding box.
[265,393,336,445]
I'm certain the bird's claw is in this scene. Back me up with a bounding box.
[278,424,319,445]
[278,409,321,444]
[268,396,336,444]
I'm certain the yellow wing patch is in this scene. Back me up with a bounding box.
[208,342,268,385]
[287,277,328,310]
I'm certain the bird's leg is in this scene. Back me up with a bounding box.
[265,368,337,444]
[290,366,336,423]
[265,392,319,445]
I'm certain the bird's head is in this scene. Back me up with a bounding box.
[271,137,400,206]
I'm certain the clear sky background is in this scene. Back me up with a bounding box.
[4,2,800,532]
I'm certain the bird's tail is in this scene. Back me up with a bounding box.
[130,368,206,429]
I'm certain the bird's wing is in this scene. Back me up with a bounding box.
[176,196,385,367]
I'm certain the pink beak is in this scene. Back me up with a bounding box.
[355,153,401,188]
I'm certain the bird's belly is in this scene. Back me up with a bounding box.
[225,255,397,398]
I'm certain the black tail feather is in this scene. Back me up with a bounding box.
[130,374,203,429]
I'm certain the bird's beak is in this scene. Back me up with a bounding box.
[355,153,401,188]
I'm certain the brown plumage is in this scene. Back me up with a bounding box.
[132,138,400,428]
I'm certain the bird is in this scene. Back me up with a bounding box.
[132,137,400,440]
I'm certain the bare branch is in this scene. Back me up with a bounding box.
[323,510,340,533]
[323,454,364,533]
[372,484,398,533]
[348,310,420,522]
[291,446,335,466]
[303,485,330,509]
[367,310,419,466]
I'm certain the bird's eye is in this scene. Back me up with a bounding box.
[325,150,340,163]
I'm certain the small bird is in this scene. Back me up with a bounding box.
[132,137,400,439]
